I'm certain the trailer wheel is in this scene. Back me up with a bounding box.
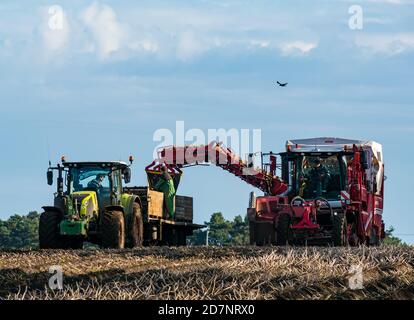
[128,203,144,248]
[39,210,64,249]
[101,210,125,249]
[276,213,291,246]
[176,228,187,246]
[332,213,348,246]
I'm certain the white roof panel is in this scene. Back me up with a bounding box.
[286,137,383,162]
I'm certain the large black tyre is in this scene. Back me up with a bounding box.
[368,226,380,246]
[101,210,125,249]
[348,223,360,247]
[176,228,187,246]
[67,239,84,249]
[39,210,64,249]
[128,203,144,248]
[276,213,291,245]
[332,213,348,246]
[249,222,256,245]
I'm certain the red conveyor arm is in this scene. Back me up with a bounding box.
[145,141,288,196]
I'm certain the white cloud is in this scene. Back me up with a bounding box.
[35,2,323,62]
[365,0,412,4]
[342,0,414,4]
[177,30,209,61]
[80,2,126,59]
[364,17,393,25]
[279,41,318,56]
[355,33,414,55]
[249,40,270,49]
[129,39,159,53]
[34,2,323,63]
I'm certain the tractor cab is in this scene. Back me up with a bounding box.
[47,158,132,213]
[43,158,134,247]
[63,161,131,211]
[41,155,200,249]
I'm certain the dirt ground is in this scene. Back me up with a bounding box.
[1,246,413,300]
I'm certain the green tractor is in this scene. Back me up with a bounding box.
[39,156,143,249]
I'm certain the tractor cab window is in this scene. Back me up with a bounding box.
[111,169,122,194]
[69,167,111,193]
[297,155,343,200]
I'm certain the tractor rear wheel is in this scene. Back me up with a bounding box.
[128,203,144,248]
[101,210,125,249]
[67,239,84,249]
[276,213,291,245]
[39,210,64,249]
[332,213,348,246]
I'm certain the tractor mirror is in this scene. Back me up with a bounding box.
[123,168,131,184]
[47,170,53,185]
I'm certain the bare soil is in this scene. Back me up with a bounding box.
[1,246,413,300]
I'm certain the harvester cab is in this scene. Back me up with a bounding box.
[249,137,385,246]
[281,145,348,203]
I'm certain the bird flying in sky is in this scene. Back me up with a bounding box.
[277,81,288,87]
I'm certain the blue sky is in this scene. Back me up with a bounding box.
[0,0,413,243]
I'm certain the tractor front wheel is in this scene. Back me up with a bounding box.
[39,210,63,249]
[128,203,144,248]
[101,210,125,249]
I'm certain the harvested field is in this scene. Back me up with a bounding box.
[0,246,413,300]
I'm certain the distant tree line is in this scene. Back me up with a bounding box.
[187,212,250,246]
[0,211,407,248]
[382,226,404,246]
[0,211,39,249]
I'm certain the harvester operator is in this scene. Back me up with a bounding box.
[153,165,176,219]
[307,158,330,197]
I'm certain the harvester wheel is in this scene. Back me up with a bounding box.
[39,210,63,249]
[128,203,144,248]
[276,213,291,246]
[332,213,348,246]
[249,222,256,245]
[101,210,125,249]
[369,227,380,246]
